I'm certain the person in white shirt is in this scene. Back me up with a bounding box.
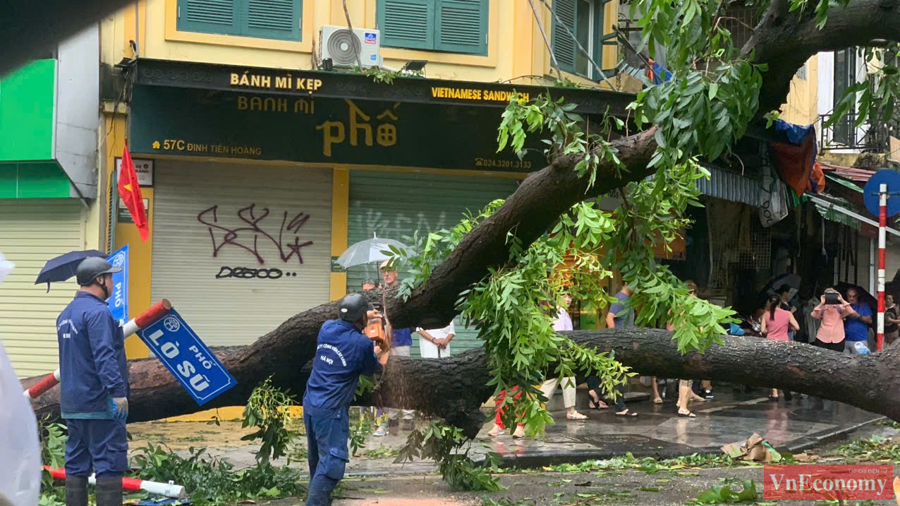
[417,321,456,358]
[540,294,587,421]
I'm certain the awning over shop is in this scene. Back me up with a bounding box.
[696,166,761,206]
[0,57,99,199]
[825,173,863,193]
[807,194,900,237]
[0,162,72,199]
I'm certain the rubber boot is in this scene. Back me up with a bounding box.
[95,476,124,506]
[65,475,89,506]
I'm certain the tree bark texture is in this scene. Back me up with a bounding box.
[19,0,900,438]
[387,0,900,331]
[24,324,900,438]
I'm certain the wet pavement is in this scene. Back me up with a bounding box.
[471,389,882,470]
[128,387,884,477]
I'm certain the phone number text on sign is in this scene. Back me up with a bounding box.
[137,310,237,405]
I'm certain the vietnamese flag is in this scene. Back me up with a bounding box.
[118,143,149,242]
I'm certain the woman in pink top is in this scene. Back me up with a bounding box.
[761,293,799,400]
[811,288,851,352]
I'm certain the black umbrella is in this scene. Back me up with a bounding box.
[35,250,106,291]
[762,273,801,296]
[835,282,878,315]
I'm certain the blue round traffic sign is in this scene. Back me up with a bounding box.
[863,169,900,218]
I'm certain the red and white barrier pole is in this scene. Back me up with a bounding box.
[878,183,887,352]
[23,368,61,400]
[43,466,185,499]
[24,299,172,400]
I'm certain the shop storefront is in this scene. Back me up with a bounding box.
[0,31,101,377]
[149,160,333,346]
[126,59,633,352]
[347,170,519,354]
[0,200,86,376]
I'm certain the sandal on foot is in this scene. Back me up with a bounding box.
[589,400,609,410]
[678,409,696,418]
[653,396,664,404]
[615,409,638,417]
[567,411,588,420]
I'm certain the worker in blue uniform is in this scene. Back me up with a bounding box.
[56,257,128,506]
[303,293,390,506]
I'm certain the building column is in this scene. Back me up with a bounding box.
[330,167,349,301]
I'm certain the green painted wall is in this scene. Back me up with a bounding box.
[0,59,56,161]
[0,163,70,199]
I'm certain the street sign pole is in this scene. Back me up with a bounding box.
[878,183,888,351]
[864,169,900,352]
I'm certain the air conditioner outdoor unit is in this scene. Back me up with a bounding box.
[319,25,383,69]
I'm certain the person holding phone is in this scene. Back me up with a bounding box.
[761,293,800,400]
[811,288,851,352]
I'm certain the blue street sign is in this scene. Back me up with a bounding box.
[863,169,900,218]
[138,310,237,405]
[106,246,129,326]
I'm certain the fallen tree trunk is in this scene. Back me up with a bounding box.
[22,0,900,440]
[25,324,900,437]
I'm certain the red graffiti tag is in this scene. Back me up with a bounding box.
[197,204,314,265]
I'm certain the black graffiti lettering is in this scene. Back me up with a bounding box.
[198,204,315,265]
[214,266,285,280]
[258,268,283,279]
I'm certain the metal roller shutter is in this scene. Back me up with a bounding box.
[151,161,332,346]
[0,200,84,377]
[347,170,519,356]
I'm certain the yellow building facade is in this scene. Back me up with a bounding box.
[96,0,820,420]
[99,0,627,419]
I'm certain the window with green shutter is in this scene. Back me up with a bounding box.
[377,0,488,56]
[178,0,301,41]
[552,0,611,80]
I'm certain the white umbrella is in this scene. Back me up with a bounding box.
[336,235,412,269]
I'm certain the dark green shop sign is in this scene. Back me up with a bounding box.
[130,85,551,172]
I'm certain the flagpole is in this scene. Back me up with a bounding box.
[109,158,119,253]
[106,177,119,253]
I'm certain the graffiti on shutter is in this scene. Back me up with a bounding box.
[197,203,316,280]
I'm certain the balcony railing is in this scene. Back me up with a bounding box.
[818,111,895,152]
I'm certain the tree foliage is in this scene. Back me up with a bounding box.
[383,0,900,488]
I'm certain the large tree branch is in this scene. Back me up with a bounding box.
[21,0,900,435]
[388,129,658,330]
[752,0,900,114]
[25,326,900,439]
[392,0,900,331]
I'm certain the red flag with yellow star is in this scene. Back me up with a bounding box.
[118,143,149,241]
